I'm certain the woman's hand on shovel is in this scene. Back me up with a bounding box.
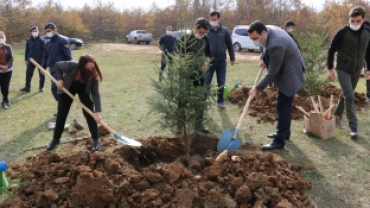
[94,112,102,122]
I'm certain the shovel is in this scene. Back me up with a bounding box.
[217,67,264,152]
[30,59,142,147]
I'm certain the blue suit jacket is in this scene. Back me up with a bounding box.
[45,34,72,71]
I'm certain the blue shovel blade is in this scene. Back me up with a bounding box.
[218,130,233,152]
[114,133,142,146]
[227,138,242,151]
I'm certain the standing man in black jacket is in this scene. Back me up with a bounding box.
[205,11,235,108]
[158,25,177,82]
[284,20,300,49]
[327,6,370,138]
[20,26,46,93]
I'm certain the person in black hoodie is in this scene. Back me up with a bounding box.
[0,31,14,109]
[20,25,46,93]
[284,20,300,49]
[176,18,212,134]
[326,6,370,138]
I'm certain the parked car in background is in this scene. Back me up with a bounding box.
[126,30,153,44]
[231,25,277,52]
[172,31,185,39]
[231,25,259,52]
[42,35,83,50]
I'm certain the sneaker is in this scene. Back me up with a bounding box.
[4,100,11,107]
[20,87,30,93]
[39,88,44,93]
[350,130,358,138]
[217,101,226,108]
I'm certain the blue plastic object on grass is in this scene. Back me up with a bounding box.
[0,161,7,172]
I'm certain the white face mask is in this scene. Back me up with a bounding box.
[253,39,262,47]
[32,32,39,38]
[46,32,53,37]
[288,27,294,32]
[350,24,361,31]
[0,38,4,44]
[210,21,219,27]
[166,30,173,36]
[194,33,203,40]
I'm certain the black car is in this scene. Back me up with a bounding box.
[42,35,83,50]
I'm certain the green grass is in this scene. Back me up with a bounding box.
[1,44,370,207]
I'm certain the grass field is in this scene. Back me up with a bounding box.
[1,43,370,207]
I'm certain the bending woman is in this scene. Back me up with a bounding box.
[47,55,103,152]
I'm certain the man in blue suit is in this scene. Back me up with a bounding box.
[248,21,305,150]
[44,23,72,116]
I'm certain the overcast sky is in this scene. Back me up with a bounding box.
[32,0,326,11]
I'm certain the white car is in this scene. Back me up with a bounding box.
[232,25,276,52]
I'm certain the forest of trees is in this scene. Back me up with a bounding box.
[1,0,370,43]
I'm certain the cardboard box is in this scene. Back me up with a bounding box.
[303,112,336,139]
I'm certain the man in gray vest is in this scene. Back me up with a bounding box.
[327,6,370,138]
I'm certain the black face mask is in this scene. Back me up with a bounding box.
[82,68,96,81]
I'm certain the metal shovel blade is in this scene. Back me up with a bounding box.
[114,133,142,146]
[217,130,233,152]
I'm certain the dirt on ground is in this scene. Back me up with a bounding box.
[228,84,368,123]
[1,137,313,208]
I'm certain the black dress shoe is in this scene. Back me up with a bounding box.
[1,101,7,109]
[20,87,30,93]
[46,139,60,151]
[261,142,284,150]
[267,133,290,140]
[91,139,101,152]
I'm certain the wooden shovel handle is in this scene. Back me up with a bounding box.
[318,96,323,113]
[295,106,311,118]
[310,96,319,113]
[323,105,335,120]
[30,58,116,135]
[329,94,333,107]
[234,67,264,135]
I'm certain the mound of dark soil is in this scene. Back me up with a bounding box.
[1,137,312,208]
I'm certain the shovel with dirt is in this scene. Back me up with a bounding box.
[217,67,264,152]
